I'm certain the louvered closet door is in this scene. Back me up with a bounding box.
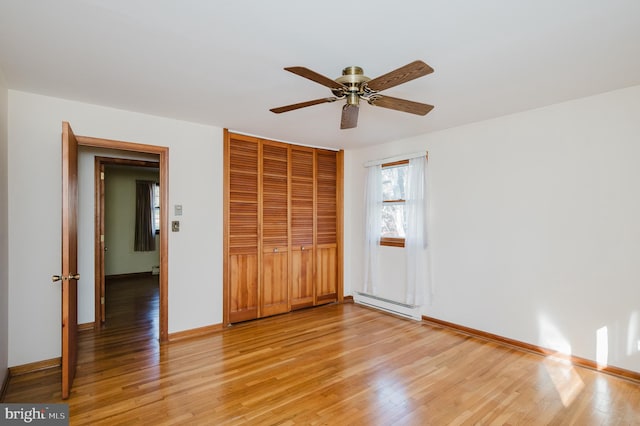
[290,146,315,309]
[315,149,338,304]
[261,142,290,317]
[227,135,259,322]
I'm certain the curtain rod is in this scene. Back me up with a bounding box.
[363,151,427,167]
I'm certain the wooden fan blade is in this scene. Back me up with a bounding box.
[340,104,359,129]
[366,60,434,92]
[369,95,434,116]
[270,97,338,114]
[284,66,346,91]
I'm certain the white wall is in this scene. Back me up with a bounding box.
[345,85,640,374]
[104,166,160,276]
[8,91,223,366]
[0,67,9,384]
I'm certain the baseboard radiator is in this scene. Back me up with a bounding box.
[354,292,421,321]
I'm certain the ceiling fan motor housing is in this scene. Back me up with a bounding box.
[334,66,371,105]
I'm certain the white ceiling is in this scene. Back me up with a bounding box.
[1,0,639,150]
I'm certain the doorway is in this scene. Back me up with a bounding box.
[95,158,160,331]
[76,135,169,342]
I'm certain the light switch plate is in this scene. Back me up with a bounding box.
[175,205,183,216]
[171,221,180,232]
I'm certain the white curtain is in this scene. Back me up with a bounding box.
[405,156,431,305]
[363,164,382,295]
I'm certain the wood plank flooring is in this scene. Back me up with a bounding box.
[4,276,640,425]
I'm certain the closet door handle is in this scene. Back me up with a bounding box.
[301,246,305,251]
[273,247,278,253]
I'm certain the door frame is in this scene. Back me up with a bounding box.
[94,156,161,325]
[77,134,170,342]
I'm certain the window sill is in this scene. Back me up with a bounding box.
[380,237,405,248]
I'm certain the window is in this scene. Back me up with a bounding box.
[380,160,409,247]
[152,182,160,233]
[364,153,430,304]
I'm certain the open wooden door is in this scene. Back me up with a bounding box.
[57,121,80,399]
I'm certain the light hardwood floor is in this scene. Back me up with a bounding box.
[4,276,640,425]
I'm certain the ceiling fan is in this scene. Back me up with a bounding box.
[270,60,434,129]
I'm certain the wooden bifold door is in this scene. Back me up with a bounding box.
[224,131,343,324]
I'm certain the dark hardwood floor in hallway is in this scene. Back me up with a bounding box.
[3,276,640,425]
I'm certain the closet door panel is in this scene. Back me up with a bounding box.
[229,253,259,322]
[291,248,313,309]
[316,245,337,303]
[260,142,289,316]
[227,136,259,322]
[315,150,338,304]
[291,147,315,309]
[262,249,289,316]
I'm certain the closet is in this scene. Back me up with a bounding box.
[224,130,343,324]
